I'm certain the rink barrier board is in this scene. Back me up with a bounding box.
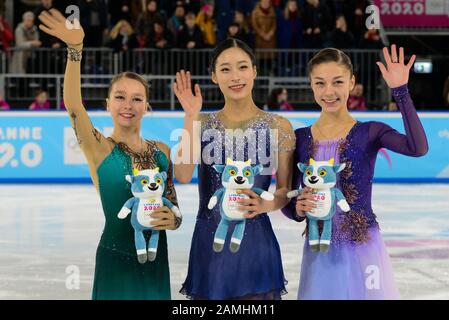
[1,111,449,183]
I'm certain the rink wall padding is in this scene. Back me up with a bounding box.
[1,111,449,183]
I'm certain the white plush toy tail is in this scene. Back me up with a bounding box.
[171,206,182,218]
[337,199,350,212]
[261,191,274,201]
[118,207,131,219]
[208,196,218,210]
[287,190,300,199]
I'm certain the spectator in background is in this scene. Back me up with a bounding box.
[347,83,366,111]
[277,0,303,76]
[277,0,303,49]
[79,0,108,47]
[148,19,173,49]
[136,0,164,39]
[177,12,204,49]
[148,19,173,95]
[10,11,41,74]
[167,4,185,46]
[107,19,138,71]
[107,19,138,53]
[177,12,205,74]
[233,11,251,45]
[29,89,50,110]
[0,11,13,52]
[226,22,247,43]
[251,0,277,74]
[302,0,332,48]
[0,92,10,111]
[326,14,354,49]
[196,3,217,47]
[345,0,369,43]
[265,88,294,111]
[34,0,64,74]
[443,76,449,109]
[34,0,62,48]
[360,26,383,49]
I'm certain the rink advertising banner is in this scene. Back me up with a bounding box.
[373,0,449,27]
[0,111,449,183]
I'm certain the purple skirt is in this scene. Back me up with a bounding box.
[298,228,400,300]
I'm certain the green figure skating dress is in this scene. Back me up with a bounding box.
[92,138,178,300]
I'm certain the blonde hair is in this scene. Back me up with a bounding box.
[109,20,134,40]
[283,0,298,20]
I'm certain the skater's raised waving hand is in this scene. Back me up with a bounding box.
[173,70,203,183]
[173,70,203,118]
[38,9,84,49]
[376,44,416,88]
[38,9,110,188]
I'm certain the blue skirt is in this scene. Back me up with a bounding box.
[180,213,287,300]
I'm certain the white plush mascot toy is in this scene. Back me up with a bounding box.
[118,167,181,263]
[287,158,350,252]
[208,158,274,253]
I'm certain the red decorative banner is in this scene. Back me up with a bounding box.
[373,0,449,27]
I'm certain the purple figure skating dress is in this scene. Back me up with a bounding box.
[282,84,428,299]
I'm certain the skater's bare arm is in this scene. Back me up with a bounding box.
[172,70,202,183]
[38,9,110,167]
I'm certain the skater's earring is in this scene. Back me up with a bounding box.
[105,98,109,111]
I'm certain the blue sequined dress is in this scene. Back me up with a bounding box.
[180,110,296,300]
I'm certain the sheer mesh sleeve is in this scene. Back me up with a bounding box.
[274,115,296,153]
[164,157,179,207]
[370,85,429,157]
[280,130,305,222]
[198,112,211,130]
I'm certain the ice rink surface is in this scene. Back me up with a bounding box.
[1,183,448,300]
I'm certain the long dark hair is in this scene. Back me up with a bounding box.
[209,38,256,73]
[267,88,284,109]
[308,48,353,77]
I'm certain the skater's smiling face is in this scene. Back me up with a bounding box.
[310,62,355,114]
[106,76,149,128]
[211,47,257,101]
